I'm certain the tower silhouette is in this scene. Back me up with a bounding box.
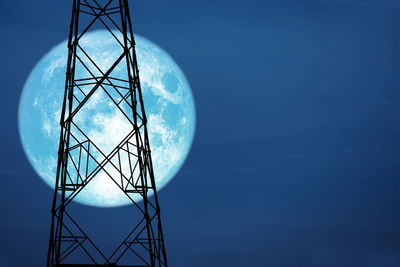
[47,0,168,266]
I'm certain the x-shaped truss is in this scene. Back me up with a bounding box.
[47,1,168,266]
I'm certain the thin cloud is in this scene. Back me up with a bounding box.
[181,164,268,174]
[347,0,400,5]
[0,169,23,176]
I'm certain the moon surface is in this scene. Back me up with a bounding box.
[18,30,195,207]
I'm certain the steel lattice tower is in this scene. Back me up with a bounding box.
[47,0,168,266]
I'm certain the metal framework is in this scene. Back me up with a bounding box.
[47,0,168,266]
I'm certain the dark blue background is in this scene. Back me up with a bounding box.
[1,0,400,266]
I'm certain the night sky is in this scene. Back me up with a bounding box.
[1,0,400,266]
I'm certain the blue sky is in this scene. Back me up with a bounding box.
[1,0,400,266]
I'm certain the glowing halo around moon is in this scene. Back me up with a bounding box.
[18,30,196,208]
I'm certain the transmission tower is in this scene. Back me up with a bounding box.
[47,0,168,266]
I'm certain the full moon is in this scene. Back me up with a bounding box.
[18,30,195,207]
